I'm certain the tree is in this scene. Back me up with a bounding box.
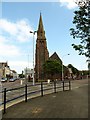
[43,60,69,80]
[68,64,79,75]
[43,60,62,80]
[19,73,25,78]
[80,70,90,76]
[70,0,90,58]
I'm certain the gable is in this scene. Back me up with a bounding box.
[49,52,62,63]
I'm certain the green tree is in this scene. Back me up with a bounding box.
[70,1,90,57]
[19,74,25,78]
[43,60,69,80]
[68,64,79,75]
[81,70,90,75]
[43,60,62,80]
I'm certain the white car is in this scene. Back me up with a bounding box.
[9,78,16,82]
[1,78,7,82]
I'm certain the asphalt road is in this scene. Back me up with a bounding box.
[0,79,88,106]
[0,80,68,110]
[1,79,26,89]
[2,79,88,118]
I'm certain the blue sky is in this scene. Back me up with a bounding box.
[0,1,88,73]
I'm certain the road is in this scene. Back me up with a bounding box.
[0,79,88,112]
[1,79,27,89]
[2,78,88,118]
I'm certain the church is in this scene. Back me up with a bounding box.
[35,13,68,81]
[35,13,49,81]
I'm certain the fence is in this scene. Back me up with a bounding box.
[0,80,71,114]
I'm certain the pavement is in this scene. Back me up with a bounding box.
[1,79,88,119]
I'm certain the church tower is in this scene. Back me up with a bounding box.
[35,13,49,80]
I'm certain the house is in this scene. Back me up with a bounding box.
[0,62,18,79]
[24,68,33,81]
[0,62,11,78]
[10,70,18,79]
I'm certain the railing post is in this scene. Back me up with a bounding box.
[41,82,43,96]
[63,81,64,91]
[25,84,27,102]
[3,88,6,114]
[54,80,56,93]
[69,80,71,90]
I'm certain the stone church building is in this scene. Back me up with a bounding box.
[35,13,68,81]
[35,13,49,80]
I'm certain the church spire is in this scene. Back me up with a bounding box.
[35,13,49,81]
[38,13,44,32]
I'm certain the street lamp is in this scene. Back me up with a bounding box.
[87,59,90,70]
[86,59,90,79]
[30,30,37,85]
[62,54,70,81]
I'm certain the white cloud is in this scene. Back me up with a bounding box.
[8,61,33,73]
[59,0,77,9]
[0,19,17,35]
[0,43,20,56]
[0,18,33,42]
[0,35,20,56]
[9,61,32,67]
[0,35,7,43]
[0,18,34,73]
[0,18,34,56]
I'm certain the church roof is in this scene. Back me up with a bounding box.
[49,52,62,63]
[38,13,44,32]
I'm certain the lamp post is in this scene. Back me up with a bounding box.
[62,54,70,81]
[25,67,27,85]
[30,31,37,85]
[86,59,90,79]
[87,59,90,70]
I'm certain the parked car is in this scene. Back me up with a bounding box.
[9,78,16,82]
[1,78,7,82]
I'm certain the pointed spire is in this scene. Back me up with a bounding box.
[38,13,44,32]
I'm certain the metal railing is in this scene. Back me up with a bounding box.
[0,80,71,114]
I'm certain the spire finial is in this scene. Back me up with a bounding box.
[38,12,44,31]
[40,11,41,15]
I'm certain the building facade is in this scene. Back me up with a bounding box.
[10,70,18,79]
[35,13,49,81]
[24,67,33,82]
[35,14,71,81]
[0,62,10,78]
[0,62,18,79]
[49,52,62,64]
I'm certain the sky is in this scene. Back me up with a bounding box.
[0,0,88,73]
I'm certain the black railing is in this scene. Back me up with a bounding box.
[41,82,43,97]
[0,80,71,114]
[3,88,6,114]
[25,84,27,102]
[54,80,56,93]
